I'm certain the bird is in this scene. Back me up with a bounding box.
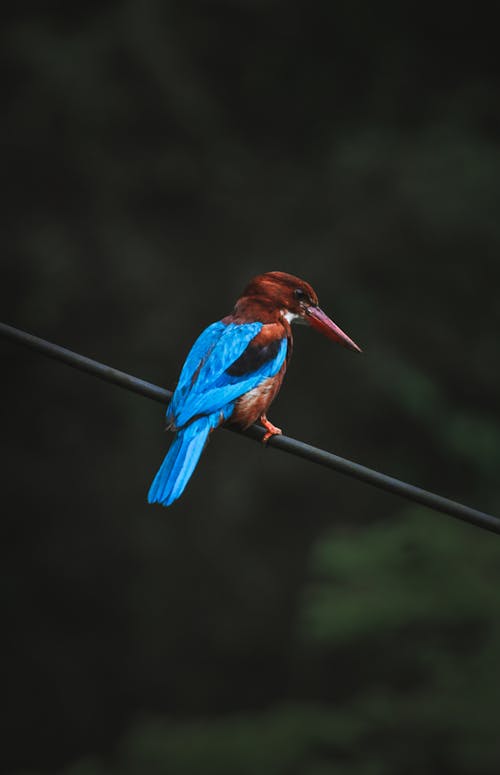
[148,271,361,506]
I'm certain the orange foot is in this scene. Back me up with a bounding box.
[260,413,282,443]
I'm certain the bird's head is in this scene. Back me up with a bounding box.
[242,271,361,352]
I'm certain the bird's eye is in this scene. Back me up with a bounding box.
[294,288,307,301]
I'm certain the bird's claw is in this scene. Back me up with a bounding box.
[260,414,282,444]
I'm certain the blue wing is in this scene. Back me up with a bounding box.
[167,321,287,429]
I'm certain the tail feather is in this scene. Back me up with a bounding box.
[147,417,211,507]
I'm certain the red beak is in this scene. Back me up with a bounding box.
[306,306,362,353]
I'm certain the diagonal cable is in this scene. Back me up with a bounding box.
[1,321,499,535]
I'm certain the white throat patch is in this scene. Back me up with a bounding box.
[281,309,300,323]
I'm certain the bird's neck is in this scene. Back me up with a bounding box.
[235,295,278,322]
[228,295,288,327]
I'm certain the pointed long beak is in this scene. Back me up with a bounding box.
[306,305,362,353]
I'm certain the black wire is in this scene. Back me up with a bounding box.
[2,321,499,535]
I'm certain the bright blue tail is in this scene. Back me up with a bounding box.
[147,417,211,507]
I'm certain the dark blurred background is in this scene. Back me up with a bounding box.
[2,3,500,774]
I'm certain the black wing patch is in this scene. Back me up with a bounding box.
[226,338,282,377]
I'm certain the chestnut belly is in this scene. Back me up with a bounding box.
[230,375,283,430]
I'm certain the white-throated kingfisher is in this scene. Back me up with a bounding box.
[148,271,361,506]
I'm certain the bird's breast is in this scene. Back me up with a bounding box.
[230,365,286,430]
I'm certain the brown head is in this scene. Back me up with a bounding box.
[239,271,361,352]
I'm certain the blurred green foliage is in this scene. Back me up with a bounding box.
[16,511,500,775]
[3,2,500,774]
